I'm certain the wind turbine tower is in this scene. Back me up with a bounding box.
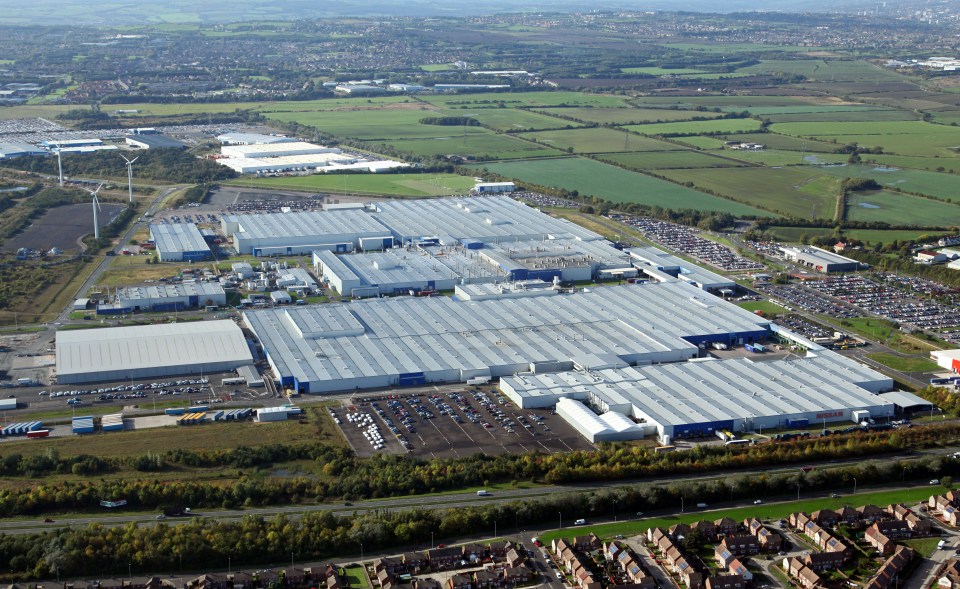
[120,155,139,204]
[55,148,63,187]
[86,183,104,240]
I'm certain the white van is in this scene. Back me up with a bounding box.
[939,540,948,550]
[476,490,491,497]
[574,519,587,525]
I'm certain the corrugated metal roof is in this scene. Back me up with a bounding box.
[150,223,210,255]
[55,320,253,378]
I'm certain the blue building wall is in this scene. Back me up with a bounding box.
[673,419,734,438]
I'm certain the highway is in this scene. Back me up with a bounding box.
[4,448,951,536]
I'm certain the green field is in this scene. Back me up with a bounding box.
[739,59,909,82]
[630,95,814,108]
[723,133,840,153]
[517,127,677,153]
[673,136,731,150]
[765,226,939,245]
[768,120,960,157]
[737,105,900,116]
[451,108,573,131]
[264,108,449,140]
[765,110,918,123]
[624,118,764,136]
[379,133,562,160]
[842,317,895,341]
[764,226,836,242]
[813,164,960,201]
[867,154,960,173]
[658,167,839,218]
[536,107,723,125]
[602,151,748,169]
[866,353,940,373]
[421,91,628,108]
[721,149,849,167]
[620,67,707,75]
[223,173,477,196]
[484,157,769,215]
[847,190,960,225]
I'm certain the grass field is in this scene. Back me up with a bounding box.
[735,301,787,316]
[867,154,960,173]
[813,164,960,202]
[847,190,960,226]
[601,151,748,169]
[379,133,562,160]
[624,118,764,136]
[223,173,477,196]
[842,317,895,341]
[264,108,445,140]
[764,110,918,123]
[764,227,938,245]
[764,226,836,242]
[96,255,194,287]
[657,167,838,218]
[865,353,940,373]
[452,108,574,131]
[721,149,849,167]
[723,133,840,153]
[539,486,935,543]
[484,157,769,215]
[739,59,908,82]
[673,136,731,150]
[420,91,628,108]
[768,121,960,157]
[629,95,814,108]
[620,67,706,75]
[517,127,676,154]
[536,107,722,125]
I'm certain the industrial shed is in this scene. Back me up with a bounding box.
[780,246,863,273]
[55,320,254,384]
[500,352,894,444]
[222,209,392,256]
[124,135,185,150]
[627,246,736,291]
[150,223,212,262]
[99,282,226,314]
[242,281,769,395]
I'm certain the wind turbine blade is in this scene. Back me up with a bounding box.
[130,156,139,165]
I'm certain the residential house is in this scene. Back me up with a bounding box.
[784,557,806,578]
[722,535,760,556]
[375,557,406,577]
[836,506,860,524]
[889,504,913,522]
[744,518,763,535]
[790,513,811,530]
[905,513,931,535]
[462,543,487,562]
[505,548,524,568]
[681,571,704,589]
[447,574,472,589]
[728,559,752,582]
[714,518,739,536]
[714,546,736,569]
[670,523,692,538]
[573,534,601,552]
[552,539,571,557]
[377,569,394,588]
[605,541,624,563]
[865,524,895,556]
[403,553,428,574]
[705,574,745,589]
[873,519,912,540]
[937,558,960,589]
[415,580,441,589]
[657,535,675,555]
[489,541,512,558]
[503,566,532,586]
[473,569,499,589]
[429,547,464,570]
[649,528,669,544]
[810,509,838,527]
[665,546,684,568]
[796,566,822,589]
[756,527,783,552]
[945,506,960,526]
[857,505,887,521]
[805,551,847,572]
[865,546,914,589]
[691,520,717,538]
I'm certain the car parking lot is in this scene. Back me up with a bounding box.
[610,214,764,272]
[333,389,596,458]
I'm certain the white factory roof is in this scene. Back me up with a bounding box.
[150,223,210,254]
[316,247,505,288]
[221,152,356,169]
[626,246,735,289]
[371,196,601,243]
[281,267,318,288]
[56,320,253,380]
[482,237,629,272]
[0,141,45,157]
[221,142,340,158]
[225,209,390,240]
[217,133,297,145]
[116,282,225,302]
[244,281,769,392]
[781,246,859,267]
[503,352,893,430]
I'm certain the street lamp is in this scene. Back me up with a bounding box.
[796,483,801,501]
[681,496,684,513]
[228,557,231,575]
[128,563,132,581]
[360,542,364,564]
[853,477,857,495]
[431,532,434,549]
[558,512,563,530]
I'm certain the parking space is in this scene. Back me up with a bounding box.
[334,389,596,459]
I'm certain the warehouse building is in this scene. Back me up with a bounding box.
[55,320,254,384]
[500,352,893,444]
[224,196,602,256]
[780,246,863,273]
[223,209,393,256]
[221,142,342,159]
[932,349,960,373]
[150,223,212,262]
[472,182,516,194]
[478,238,634,282]
[97,282,227,314]
[217,153,362,175]
[0,141,45,158]
[217,133,297,146]
[242,280,770,394]
[313,246,504,297]
[124,135,185,150]
[627,246,736,292]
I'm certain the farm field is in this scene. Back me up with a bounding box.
[763,226,939,245]
[620,67,706,75]
[739,59,908,82]
[813,164,960,201]
[867,154,960,173]
[768,121,960,156]
[657,166,838,218]
[263,108,443,140]
[380,133,562,160]
[846,190,960,226]
[764,110,918,123]
[535,107,723,125]
[517,127,677,153]
[484,157,768,215]
[629,95,817,108]
[761,226,836,242]
[721,149,849,167]
[452,108,572,131]
[420,91,628,108]
[735,105,900,116]
[600,150,748,170]
[723,133,840,152]
[624,118,764,136]
[673,136,730,149]
[222,172,477,197]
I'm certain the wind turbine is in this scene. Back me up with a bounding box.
[55,147,63,187]
[120,154,138,204]
[86,183,104,240]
